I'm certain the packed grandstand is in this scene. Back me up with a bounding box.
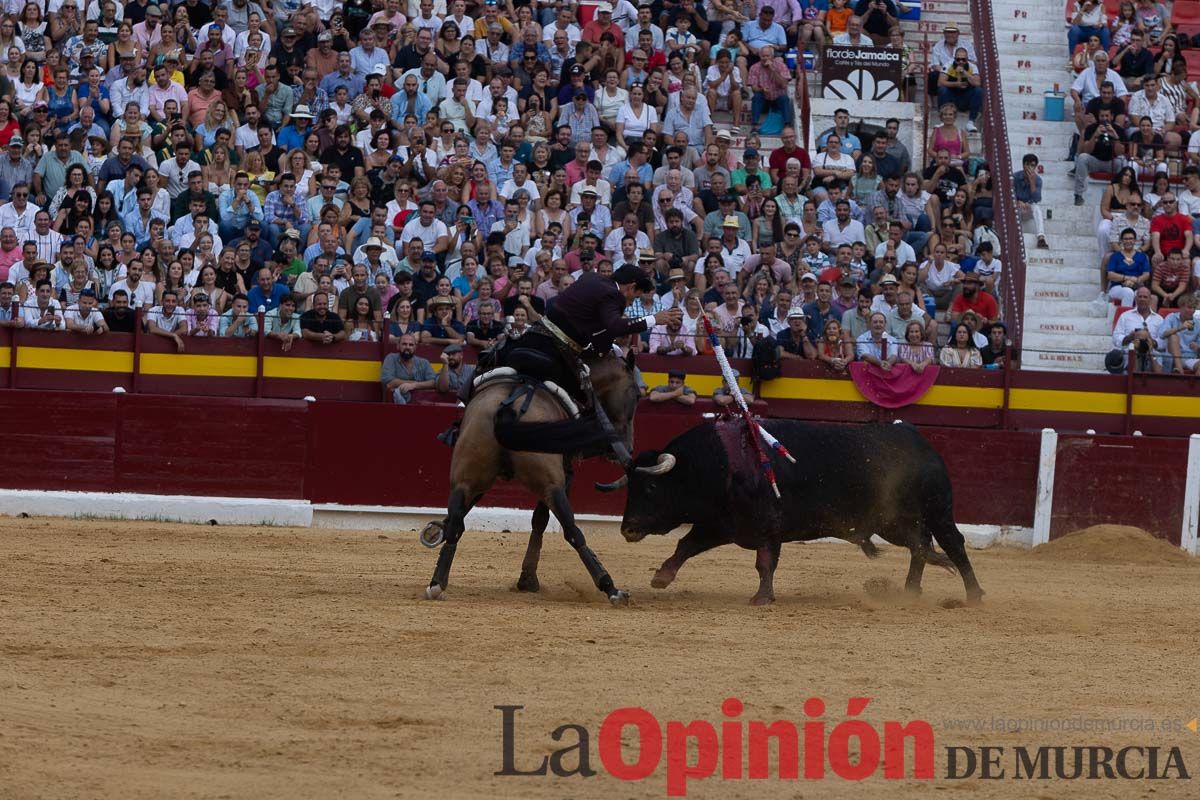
[0,0,1193,406]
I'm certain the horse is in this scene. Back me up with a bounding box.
[425,349,643,604]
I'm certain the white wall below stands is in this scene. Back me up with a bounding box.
[0,490,1035,551]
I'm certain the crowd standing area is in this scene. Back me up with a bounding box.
[0,0,1018,410]
[1066,0,1200,373]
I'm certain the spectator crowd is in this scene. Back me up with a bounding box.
[1065,0,1200,373]
[0,0,1016,405]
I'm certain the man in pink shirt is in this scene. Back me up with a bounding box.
[147,63,189,123]
[0,227,21,279]
[131,5,164,51]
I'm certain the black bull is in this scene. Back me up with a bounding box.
[607,418,984,606]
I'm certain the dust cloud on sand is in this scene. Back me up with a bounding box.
[0,517,1196,800]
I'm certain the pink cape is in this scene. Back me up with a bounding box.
[848,362,941,409]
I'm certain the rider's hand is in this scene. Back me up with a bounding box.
[653,307,682,326]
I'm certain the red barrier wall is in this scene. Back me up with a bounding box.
[1050,434,1188,545]
[0,388,1185,540]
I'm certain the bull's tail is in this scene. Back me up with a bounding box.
[924,548,958,575]
[493,417,611,456]
[859,539,881,559]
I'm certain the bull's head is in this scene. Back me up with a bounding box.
[595,451,681,542]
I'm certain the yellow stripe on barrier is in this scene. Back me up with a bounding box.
[16,346,134,373]
[0,345,10,368]
[140,353,257,378]
[1009,388,1126,415]
[1131,393,1200,419]
[917,384,1005,409]
[263,356,381,382]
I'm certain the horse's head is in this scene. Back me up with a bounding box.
[587,349,641,459]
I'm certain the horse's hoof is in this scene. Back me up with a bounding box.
[650,570,674,589]
[516,574,540,593]
[420,521,445,548]
[425,584,444,600]
[749,594,775,606]
[608,589,631,607]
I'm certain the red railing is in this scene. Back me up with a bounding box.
[969,0,1027,350]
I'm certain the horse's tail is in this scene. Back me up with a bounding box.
[492,414,611,456]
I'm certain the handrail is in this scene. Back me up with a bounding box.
[970,0,1026,352]
[796,55,811,147]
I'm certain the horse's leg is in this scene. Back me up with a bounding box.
[426,485,475,599]
[516,503,549,592]
[547,485,629,606]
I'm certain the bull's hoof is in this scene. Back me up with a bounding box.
[516,573,540,593]
[424,583,444,600]
[650,569,675,589]
[749,593,775,606]
[966,589,984,606]
[419,521,445,548]
[608,589,631,606]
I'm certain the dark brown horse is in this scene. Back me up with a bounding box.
[425,351,642,604]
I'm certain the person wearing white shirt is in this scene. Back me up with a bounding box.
[110,72,150,118]
[0,192,39,242]
[400,202,451,252]
[1112,287,1166,371]
[499,173,541,203]
[543,7,581,44]
[64,288,107,334]
[569,176,613,206]
[1126,75,1175,136]
[29,212,63,264]
[821,201,866,249]
[1070,52,1128,111]
[918,243,961,309]
[874,237,916,265]
[110,269,157,309]
[22,284,64,329]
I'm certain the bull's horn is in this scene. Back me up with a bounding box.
[635,453,676,476]
[593,475,628,492]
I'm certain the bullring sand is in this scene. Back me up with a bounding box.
[1,517,1196,799]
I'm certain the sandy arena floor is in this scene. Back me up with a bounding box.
[1,516,1197,799]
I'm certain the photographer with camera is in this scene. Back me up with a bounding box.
[1111,286,1165,373]
[1073,107,1126,205]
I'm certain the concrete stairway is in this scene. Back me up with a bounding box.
[990,0,1114,371]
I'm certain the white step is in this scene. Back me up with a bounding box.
[1026,315,1115,337]
[1023,350,1108,371]
[1026,282,1104,302]
[1023,330,1113,353]
[1027,233,1098,252]
[1027,264,1102,285]
[1025,299,1111,319]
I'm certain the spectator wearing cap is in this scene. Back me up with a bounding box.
[704,193,749,240]
[570,187,613,239]
[936,47,983,133]
[777,308,817,359]
[649,369,698,405]
[306,29,339,77]
[435,342,476,395]
[131,4,164,51]
[582,3,626,49]
[713,368,754,406]
[731,149,772,196]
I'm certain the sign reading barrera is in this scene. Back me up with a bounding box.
[822,46,903,101]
